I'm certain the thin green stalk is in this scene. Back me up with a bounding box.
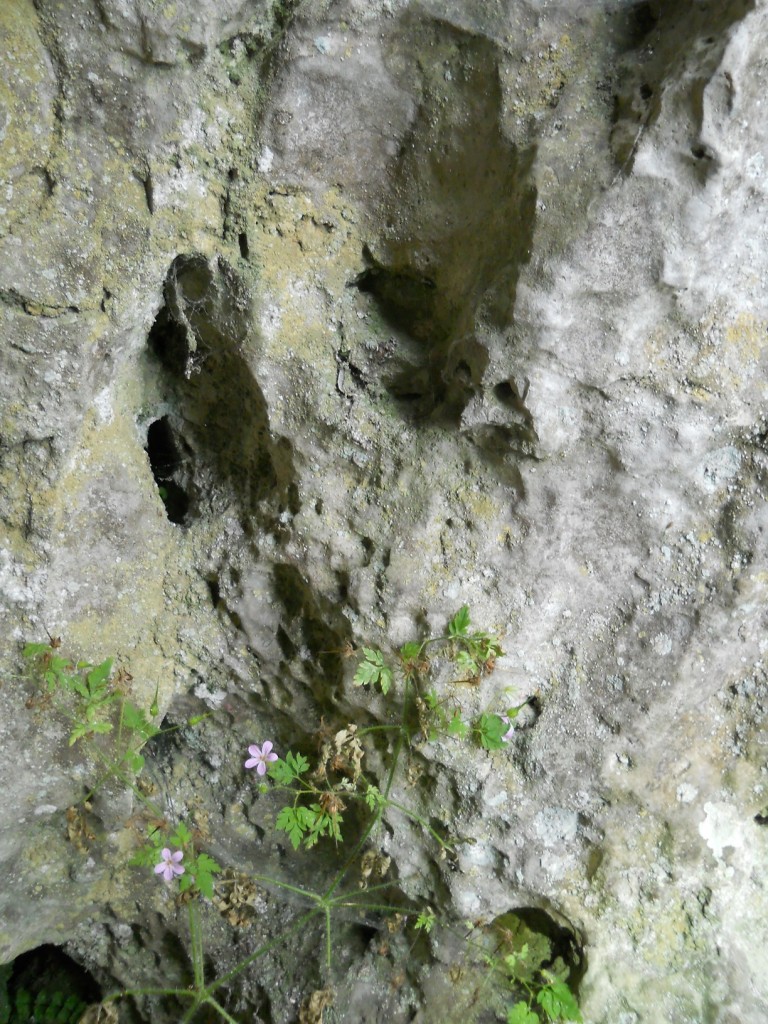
[205,996,240,1023]
[331,880,396,900]
[355,724,404,738]
[180,998,205,1024]
[105,986,195,1002]
[385,798,452,850]
[330,901,409,915]
[324,905,332,969]
[208,909,320,991]
[188,901,205,991]
[249,873,322,903]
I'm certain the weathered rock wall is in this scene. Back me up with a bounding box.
[1,0,767,1021]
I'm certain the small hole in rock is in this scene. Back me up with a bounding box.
[145,417,191,525]
[206,576,221,608]
[238,231,250,258]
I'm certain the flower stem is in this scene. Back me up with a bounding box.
[188,901,205,991]
[385,799,452,850]
[205,996,240,1023]
[249,873,323,903]
[324,905,332,969]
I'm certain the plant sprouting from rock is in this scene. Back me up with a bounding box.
[18,607,576,1024]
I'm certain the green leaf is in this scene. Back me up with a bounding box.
[415,910,436,933]
[353,647,393,693]
[365,785,384,811]
[507,1003,539,1024]
[172,821,192,847]
[447,712,469,739]
[276,806,309,850]
[353,660,379,687]
[129,845,160,868]
[68,723,88,746]
[178,874,194,893]
[448,605,471,638]
[268,759,293,785]
[537,981,582,1022]
[71,679,90,699]
[477,713,507,750]
[22,642,51,658]
[270,750,310,785]
[400,641,422,663]
[455,649,479,676]
[379,664,393,695]
[89,721,113,735]
[127,751,145,773]
[87,658,113,691]
[192,853,221,899]
[123,701,159,740]
[302,804,343,847]
[196,852,221,875]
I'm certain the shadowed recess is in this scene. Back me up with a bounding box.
[353,15,537,424]
[145,254,298,524]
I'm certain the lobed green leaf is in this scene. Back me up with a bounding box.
[172,821,193,847]
[537,981,582,1022]
[86,658,113,691]
[507,1003,539,1024]
[477,713,507,750]
[447,712,469,739]
[22,642,51,658]
[448,606,471,638]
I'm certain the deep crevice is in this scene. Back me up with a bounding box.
[145,416,192,525]
[144,254,298,525]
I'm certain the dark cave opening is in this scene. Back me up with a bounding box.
[145,416,191,525]
[1,944,102,1023]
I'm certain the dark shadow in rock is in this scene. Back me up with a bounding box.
[146,254,297,526]
[145,415,193,524]
[353,15,537,426]
[272,561,352,699]
[2,944,101,1023]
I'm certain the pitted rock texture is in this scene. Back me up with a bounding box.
[2,0,768,1022]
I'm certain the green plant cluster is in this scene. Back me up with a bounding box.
[0,977,85,1024]
[20,607,581,1024]
[466,913,582,1023]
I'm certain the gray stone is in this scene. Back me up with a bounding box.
[1,0,768,1021]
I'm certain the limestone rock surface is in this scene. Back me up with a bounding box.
[1,0,768,1022]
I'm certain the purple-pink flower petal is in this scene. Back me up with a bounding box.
[245,741,279,773]
[154,847,184,883]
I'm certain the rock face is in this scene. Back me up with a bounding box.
[1,0,768,1021]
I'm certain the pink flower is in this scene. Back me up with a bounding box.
[245,740,278,775]
[500,715,516,743]
[154,848,184,882]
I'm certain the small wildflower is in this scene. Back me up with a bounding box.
[154,848,184,882]
[500,715,515,743]
[245,740,278,775]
